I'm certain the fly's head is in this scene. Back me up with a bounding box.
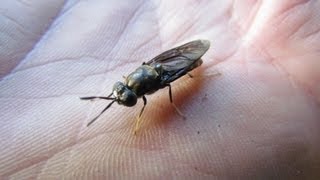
[80,81,137,127]
[112,81,137,107]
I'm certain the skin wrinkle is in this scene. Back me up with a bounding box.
[11,2,100,73]
[4,123,128,177]
[0,43,31,79]
[154,2,185,44]
[268,1,311,43]
[252,45,300,95]
[2,64,124,177]
[173,12,203,43]
[10,161,46,180]
[169,2,204,43]
[239,2,317,101]
[232,1,262,36]
[0,1,65,78]
[130,33,159,57]
[38,4,72,35]
[279,0,310,14]
[208,46,237,68]
[226,1,234,22]
[153,0,164,52]
[11,57,93,76]
[291,17,311,40]
[13,55,112,76]
[242,2,312,46]
[255,12,320,104]
[278,8,311,40]
[0,12,37,37]
[175,2,227,42]
[240,1,267,46]
[16,0,32,7]
[104,2,144,58]
[204,4,232,33]
[113,1,163,65]
[7,55,141,95]
[303,25,320,39]
[2,142,67,177]
[58,1,82,17]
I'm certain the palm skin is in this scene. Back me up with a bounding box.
[0,0,319,179]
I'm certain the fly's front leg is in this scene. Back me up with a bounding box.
[134,96,147,135]
[167,84,186,120]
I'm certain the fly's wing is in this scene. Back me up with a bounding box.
[146,40,210,83]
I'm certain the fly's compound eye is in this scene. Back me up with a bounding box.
[113,82,137,107]
[119,90,137,106]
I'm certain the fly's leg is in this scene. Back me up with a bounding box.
[134,96,147,135]
[187,67,222,78]
[187,73,194,78]
[167,84,186,120]
[203,70,221,78]
[189,70,221,79]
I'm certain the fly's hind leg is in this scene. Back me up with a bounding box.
[134,96,147,135]
[167,84,186,120]
[188,70,221,79]
[203,70,221,78]
[187,73,194,78]
[187,70,222,78]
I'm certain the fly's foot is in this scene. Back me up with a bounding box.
[171,103,186,120]
[133,115,142,135]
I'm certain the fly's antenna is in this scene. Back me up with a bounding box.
[80,92,113,101]
[80,93,116,126]
[86,100,116,126]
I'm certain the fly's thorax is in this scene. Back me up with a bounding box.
[112,81,137,107]
[125,65,161,96]
[153,64,163,75]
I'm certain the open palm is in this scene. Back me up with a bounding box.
[1,0,319,179]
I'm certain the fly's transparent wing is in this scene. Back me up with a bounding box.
[146,40,210,83]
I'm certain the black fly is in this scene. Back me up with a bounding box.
[80,39,210,134]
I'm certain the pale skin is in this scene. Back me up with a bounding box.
[0,0,319,179]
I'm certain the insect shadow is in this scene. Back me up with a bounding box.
[80,40,211,134]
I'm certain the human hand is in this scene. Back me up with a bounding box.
[1,0,319,179]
